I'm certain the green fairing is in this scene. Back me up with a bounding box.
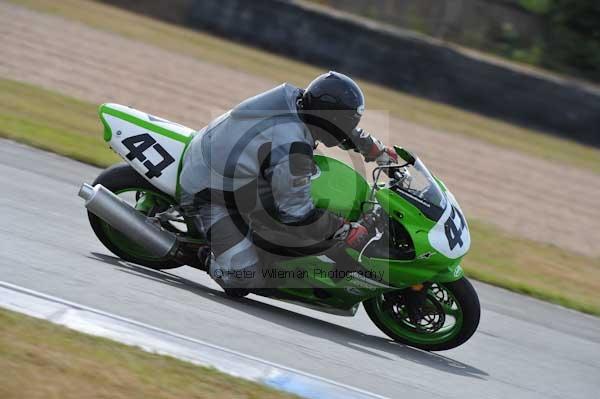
[369,188,464,288]
[268,156,465,312]
[310,155,370,220]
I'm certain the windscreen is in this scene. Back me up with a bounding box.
[392,158,447,219]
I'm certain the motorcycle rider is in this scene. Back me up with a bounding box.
[179,71,397,289]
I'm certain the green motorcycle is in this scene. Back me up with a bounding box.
[79,103,480,351]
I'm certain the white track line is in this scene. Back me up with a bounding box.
[0,281,387,399]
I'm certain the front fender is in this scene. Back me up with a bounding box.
[433,264,465,283]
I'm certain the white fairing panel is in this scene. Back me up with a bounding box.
[427,190,470,259]
[101,104,195,197]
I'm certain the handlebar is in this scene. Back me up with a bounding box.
[368,163,408,202]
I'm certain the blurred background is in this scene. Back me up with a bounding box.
[100,0,600,145]
[0,1,599,397]
[315,0,600,84]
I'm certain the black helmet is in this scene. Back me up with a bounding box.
[299,71,365,147]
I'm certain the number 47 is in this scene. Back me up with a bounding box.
[122,133,175,179]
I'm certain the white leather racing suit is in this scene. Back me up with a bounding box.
[179,83,385,288]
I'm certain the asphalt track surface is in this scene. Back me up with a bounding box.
[1,139,599,398]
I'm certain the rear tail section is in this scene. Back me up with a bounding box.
[99,103,196,197]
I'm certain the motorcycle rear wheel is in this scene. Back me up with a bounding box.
[88,163,181,270]
[363,277,480,351]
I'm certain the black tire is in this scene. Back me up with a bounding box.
[364,277,480,351]
[224,288,250,298]
[88,163,181,270]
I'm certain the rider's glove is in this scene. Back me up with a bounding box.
[364,137,398,165]
[375,146,398,166]
[333,222,369,250]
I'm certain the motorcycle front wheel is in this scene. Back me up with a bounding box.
[363,277,480,351]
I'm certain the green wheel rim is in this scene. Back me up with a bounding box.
[373,283,464,345]
[99,188,174,261]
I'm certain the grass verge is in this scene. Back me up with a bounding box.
[0,79,119,167]
[465,220,600,315]
[7,0,600,174]
[1,77,598,316]
[0,308,299,399]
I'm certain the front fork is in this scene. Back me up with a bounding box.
[402,283,432,324]
[379,282,433,325]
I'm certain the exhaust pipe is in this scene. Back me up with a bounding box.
[78,183,178,258]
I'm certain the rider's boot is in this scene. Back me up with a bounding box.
[197,246,211,272]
